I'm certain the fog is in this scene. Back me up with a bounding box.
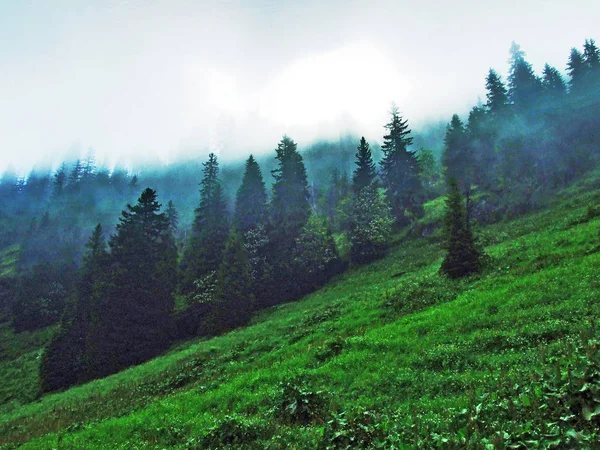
[1,0,599,173]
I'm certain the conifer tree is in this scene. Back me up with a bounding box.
[268,135,310,302]
[440,179,483,278]
[166,200,179,235]
[442,114,472,191]
[485,69,509,117]
[40,224,108,391]
[68,159,83,189]
[86,188,177,378]
[181,153,229,293]
[567,47,586,95]
[213,231,254,330]
[352,137,376,194]
[53,163,67,197]
[270,135,310,251]
[379,104,422,224]
[234,155,268,235]
[508,42,542,112]
[541,64,567,100]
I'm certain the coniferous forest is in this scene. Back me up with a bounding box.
[2,34,600,448]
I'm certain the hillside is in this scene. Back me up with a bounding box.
[0,171,599,449]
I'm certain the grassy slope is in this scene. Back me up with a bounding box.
[1,173,600,448]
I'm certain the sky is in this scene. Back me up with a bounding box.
[1,0,599,174]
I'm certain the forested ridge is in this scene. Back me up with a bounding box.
[1,38,600,448]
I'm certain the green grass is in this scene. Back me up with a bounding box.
[2,173,600,448]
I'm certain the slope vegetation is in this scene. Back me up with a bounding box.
[2,173,600,448]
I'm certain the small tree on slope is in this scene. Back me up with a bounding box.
[440,178,483,278]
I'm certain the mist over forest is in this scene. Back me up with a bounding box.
[2,1,600,447]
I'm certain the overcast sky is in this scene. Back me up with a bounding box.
[1,0,599,174]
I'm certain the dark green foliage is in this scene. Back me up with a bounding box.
[348,185,393,265]
[181,153,229,294]
[165,200,179,235]
[40,224,109,392]
[268,135,311,302]
[86,188,177,379]
[234,155,267,235]
[442,114,473,191]
[485,69,508,116]
[351,137,376,194]
[508,42,543,112]
[12,262,75,332]
[379,104,423,225]
[440,179,483,278]
[293,215,341,294]
[197,415,266,449]
[212,231,254,331]
[542,63,567,101]
[320,409,385,449]
[270,135,310,248]
[416,147,441,200]
[276,375,328,425]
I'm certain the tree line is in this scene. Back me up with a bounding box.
[0,37,598,392]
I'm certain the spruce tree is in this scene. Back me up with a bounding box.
[166,200,179,235]
[270,135,310,251]
[567,47,586,95]
[440,179,483,278]
[352,137,376,194]
[181,153,229,293]
[40,224,108,391]
[442,114,472,191]
[379,104,422,225]
[508,42,542,113]
[485,69,509,117]
[213,231,254,331]
[86,188,177,378]
[269,135,310,302]
[53,163,67,198]
[541,64,567,100]
[234,155,268,235]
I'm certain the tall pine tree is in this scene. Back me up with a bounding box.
[181,153,229,293]
[379,104,422,225]
[352,137,377,194]
[234,155,268,235]
[440,179,483,278]
[86,188,177,378]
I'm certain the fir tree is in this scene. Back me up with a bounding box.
[53,163,67,197]
[485,69,509,116]
[508,42,542,112]
[440,179,483,278]
[352,137,377,194]
[40,224,108,392]
[234,155,268,235]
[269,135,310,302]
[379,104,423,225]
[567,48,586,95]
[181,153,229,293]
[442,114,471,191]
[86,188,177,378]
[270,135,310,251]
[213,231,254,331]
[542,64,567,100]
[166,200,179,235]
